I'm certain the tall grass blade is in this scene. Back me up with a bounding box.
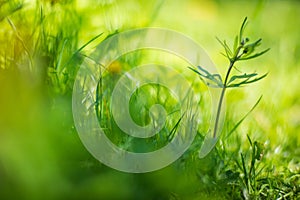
[225,96,262,139]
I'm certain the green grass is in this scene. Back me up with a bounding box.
[0,0,299,199]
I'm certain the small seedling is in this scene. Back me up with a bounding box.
[238,135,265,198]
[190,17,269,145]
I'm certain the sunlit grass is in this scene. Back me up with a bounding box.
[0,0,299,199]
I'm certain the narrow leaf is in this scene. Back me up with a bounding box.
[225,96,263,139]
[239,48,270,61]
[189,66,223,87]
[56,39,68,73]
[227,73,267,88]
[188,66,205,77]
[224,40,233,56]
[77,32,104,53]
[228,73,258,84]
[242,73,268,85]
[233,35,238,52]
[239,17,248,44]
[242,38,262,55]
[254,142,264,160]
[247,134,253,146]
[241,153,249,189]
[168,114,184,141]
[216,37,232,57]
[62,32,104,70]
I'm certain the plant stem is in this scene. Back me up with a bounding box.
[213,47,243,138]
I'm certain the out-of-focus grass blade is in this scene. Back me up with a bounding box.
[61,32,104,72]
[77,32,104,53]
[247,134,253,146]
[167,113,184,142]
[0,0,23,22]
[225,95,263,139]
[241,153,249,190]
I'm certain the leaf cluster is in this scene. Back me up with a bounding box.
[191,17,269,89]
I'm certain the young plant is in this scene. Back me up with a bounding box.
[238,135,265,198]
[190,17,269,155]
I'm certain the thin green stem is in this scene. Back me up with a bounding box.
[213,47,243,138]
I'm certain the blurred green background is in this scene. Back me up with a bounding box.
[0,0,299,199]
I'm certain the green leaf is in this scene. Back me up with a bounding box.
[61,32,104,71]
[242,38,262,56]
[239,48,270,61]
[189,66,224,88]
[228,73,258,84]
[233,35,238,52]
[216,37,232,58]
[225,96,262,139]
[168,114,184,142]
[0,1,23,22]
[56,39,68,73]
[239,17,248,44]
[224,40,233,56]
[241,153,249,189]
[227,73,268,88]
[77,32,104,53]
[254,141,264,160]
[246,38,262,48]
[247,134,253,146]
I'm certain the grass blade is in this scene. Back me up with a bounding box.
[241,153,249,190]
[225,96,263,139]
